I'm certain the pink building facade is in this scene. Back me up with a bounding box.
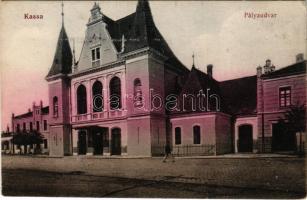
[10,101,49,154]
[10,0,306,157]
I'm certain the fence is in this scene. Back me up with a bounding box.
[152,144,215,157]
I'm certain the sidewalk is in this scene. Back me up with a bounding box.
[2,153,298,159]
[2,155,305,193]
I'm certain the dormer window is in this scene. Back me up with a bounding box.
[91,47,100,67]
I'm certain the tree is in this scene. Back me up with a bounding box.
[29,130,44,154]
[12,130,44,155]
[281,104,306,154]
[12,132,28,154]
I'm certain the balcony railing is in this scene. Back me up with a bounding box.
[72,110,126,123]
[152,144,216,156]
[92,111,107,120]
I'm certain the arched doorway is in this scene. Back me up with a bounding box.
[78,130,87,155]
[92,127,104,155]
[111,128,121,155]
[238,125,253,152]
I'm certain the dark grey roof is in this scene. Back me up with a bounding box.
[262,60,306,79]
[103,0,188,73]
[14,112,33,119]
[14,106,49,119]
[47,25,73,77]
[219,75,257,116]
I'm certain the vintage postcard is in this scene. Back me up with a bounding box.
[0,0,306,198]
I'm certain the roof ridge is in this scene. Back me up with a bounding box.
[273,60,306,72]
[220,75,257,83]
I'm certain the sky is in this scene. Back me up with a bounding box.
[0,1,306,131]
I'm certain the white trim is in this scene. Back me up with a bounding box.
[171,114,216,121]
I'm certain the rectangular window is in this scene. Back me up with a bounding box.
[193,126,201,144]
[96,48,100,60]
[91,49,95,61]
[17,124,20,132]
[36,121,40,131]
[44,139,48,149]
[30,122,33,131]
[91,47,101,61]
[23,122,26,131]
[279,86,291,108]
[175,127,181,145]
[43,120,47,131]
[91,47,101,67]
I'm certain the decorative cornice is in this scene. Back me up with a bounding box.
[45,73,70,82]
[120,47,168,62]
[69,60,125,79]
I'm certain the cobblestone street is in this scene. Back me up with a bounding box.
[2,155,306,198]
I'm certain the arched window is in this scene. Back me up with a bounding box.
[53,96,58,117]
[77,85,87,114]
[92,81,103,112]
[109,77,121,110]
[193,125,201,144]
[134,78,143,107]
[175,127,181,145]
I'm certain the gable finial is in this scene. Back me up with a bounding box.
[61,0,64,26]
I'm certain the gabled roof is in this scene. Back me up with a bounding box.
[47,25,73,78]
[262,60,306,79]
[172,66,221,114]
[219,75,257,115]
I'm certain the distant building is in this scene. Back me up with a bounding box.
[8,101,49,154]
[8,0,306,156]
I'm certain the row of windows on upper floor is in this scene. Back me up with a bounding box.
[52,77,143,117]
[15,120,48,133]
[174,126,201,145]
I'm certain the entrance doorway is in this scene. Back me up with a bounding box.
[78,130,87,155]
[272,122,295,152]
[111,128,121,155]
[238,125,253,152]
[92,130,103,155]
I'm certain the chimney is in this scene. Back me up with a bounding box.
[296,53,304,63]
[207,64,213,77]
[40,100,43,107]
[264,59,272,74]
[28,108,31,113]
[257,66,262,77]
